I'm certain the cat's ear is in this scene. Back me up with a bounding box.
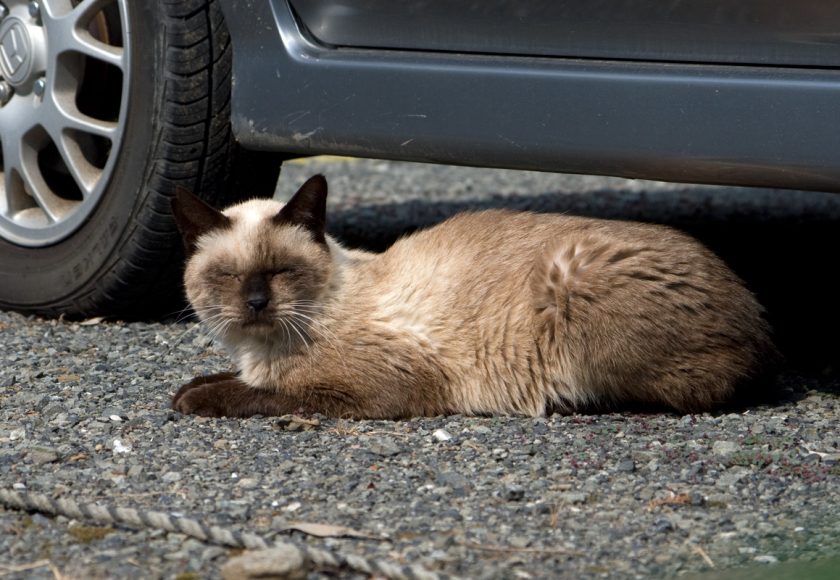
[273,174,328,246]
[171,188,231,258]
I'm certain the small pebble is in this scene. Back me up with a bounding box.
[221,546,306,580]
[712,440,739,456]
[616,458,636,473]
[366,438,402,457]
[504,484,525,501]
[162,471,181,483]
[432,429,453,442]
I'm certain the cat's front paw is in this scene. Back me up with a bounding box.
[172,385,221,417]
[172,373,242,417]
[175,372,238,395]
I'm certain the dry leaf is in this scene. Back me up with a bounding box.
[647,493,691,510]
[79,317,105,326]
[273,415,321,432]
[280,521,382,540]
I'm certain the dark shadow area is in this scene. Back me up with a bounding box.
[328,185,840,380]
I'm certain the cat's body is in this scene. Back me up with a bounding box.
[171,175,775,419]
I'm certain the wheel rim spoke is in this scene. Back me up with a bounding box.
[69,32,124,70]
[56,130,100,196]
[40,0,77,20]
[68,0,115,23]
[0,138,28,218]
[56,106,118,140]
[46,0,125,71]
[2,134,75,225]
[20,143,77,223]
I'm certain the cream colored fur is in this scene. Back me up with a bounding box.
[181,191,775,418]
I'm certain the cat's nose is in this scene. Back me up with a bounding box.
[244,274,271,313]
[246,294,269,313]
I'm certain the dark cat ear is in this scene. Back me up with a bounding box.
[171,188,232,257]
[273,174,328,246]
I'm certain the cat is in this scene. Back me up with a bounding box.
[170,174,776,419]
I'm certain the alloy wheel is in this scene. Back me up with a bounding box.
[0,0,128,247]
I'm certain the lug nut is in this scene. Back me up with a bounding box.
[28,1,40,21]
[0,4,8,21]
[0,81,12,105]
[33,77,45,97]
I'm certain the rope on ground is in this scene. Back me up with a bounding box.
[0,488,450,580]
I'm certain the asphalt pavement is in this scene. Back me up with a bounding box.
[1,158,839,579]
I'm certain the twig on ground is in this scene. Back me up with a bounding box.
[688,542,716,568]
[0,560,51,576]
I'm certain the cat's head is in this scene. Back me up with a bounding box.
[171,175,334,340]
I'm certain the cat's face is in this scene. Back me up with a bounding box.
[172,176,332,341]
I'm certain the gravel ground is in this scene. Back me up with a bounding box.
[2,158,840,579]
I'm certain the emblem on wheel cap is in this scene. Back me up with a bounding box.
[0,17,32,86]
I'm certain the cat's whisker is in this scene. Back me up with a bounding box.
[280,309,320,326]
[276,316,310,355]
[285,313,327,342]
[166,303,197,324]
[280,318,293,349]
[162,324,200,355]
[283,303,324,316]
[284,311,348,373]
[199,307,237,343]
[162,305,229,354]
[287,299,325,308]
[262,322,272,352]
[288,313,341,348]
[196,310,229,328]
[194,306,231,329]
[285,316,312,349]
[200,315,227,327]
[285,310,335,408]
[205,317,230,339]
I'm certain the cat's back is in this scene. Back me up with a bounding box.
[387,209,572,260]
[386,208,705,266]
[365,207,725,337]
[363,209,774,414]
[380,208,749,327]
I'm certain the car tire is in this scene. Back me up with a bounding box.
[0,0,280,318]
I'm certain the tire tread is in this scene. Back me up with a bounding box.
[40,0,280,319]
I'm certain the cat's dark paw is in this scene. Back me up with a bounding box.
[172,385,220,417]
[172,373,241,417]
[172,372,236,403]
[178,372,238,391]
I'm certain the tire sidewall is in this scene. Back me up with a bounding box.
[0,1,163,311]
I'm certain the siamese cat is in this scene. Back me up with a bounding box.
[170,175,775,419]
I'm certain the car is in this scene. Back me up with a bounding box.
[1,0,838,318]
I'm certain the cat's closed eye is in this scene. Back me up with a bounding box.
[220,271,241,281]
[270,267,295,277]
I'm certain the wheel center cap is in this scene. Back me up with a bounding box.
[0,16,44,87]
